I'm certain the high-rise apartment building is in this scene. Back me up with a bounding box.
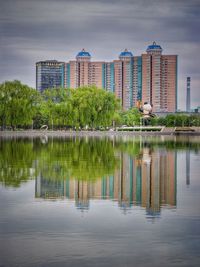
[36,60,64,92]
[133,56,142,105]
[114,50,133,110]
[105,62,115,93]
[89,62,105,88]
[142,42,177,112]
[64,49,141,110]
[114,51,142,110]
[65,49,106,89]
[36,43,177,112]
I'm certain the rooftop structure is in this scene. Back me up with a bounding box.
[76,49,91,62]
[146,41,163,55]
[119,49,133,59]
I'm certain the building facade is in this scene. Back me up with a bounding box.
[142,42,177,112]
[36,43,177,112]
[65,49,106,90]
[36,60,64,92]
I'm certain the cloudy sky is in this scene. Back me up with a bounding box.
[0,0,200,110]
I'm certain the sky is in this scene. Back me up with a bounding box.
[0,0,200,110]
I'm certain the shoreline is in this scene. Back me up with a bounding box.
[1,129,200,138]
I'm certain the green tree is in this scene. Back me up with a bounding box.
[36,88,72,129]
[0,80,40,130]
[70,86,119,129]
[119,108,141,126]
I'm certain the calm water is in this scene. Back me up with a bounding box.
[0,135,200,267]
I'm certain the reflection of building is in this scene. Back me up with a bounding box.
[35,150,177,215]
[35,176,64,198]
[141,149,176,215]
[75,181,90,210]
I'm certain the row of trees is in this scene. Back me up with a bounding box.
[0,80,200,130]
[0,81,119,130]
[114,109,200,127]
[150,114,200,127]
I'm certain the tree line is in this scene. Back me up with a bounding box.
[0,80,200,130]
[0,80,119,130]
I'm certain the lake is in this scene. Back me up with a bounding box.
[0,135,200,267]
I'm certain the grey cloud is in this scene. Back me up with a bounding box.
[0,0,200,109]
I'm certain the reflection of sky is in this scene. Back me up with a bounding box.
[0,143,200,266]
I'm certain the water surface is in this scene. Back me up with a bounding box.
[0,135,200,267]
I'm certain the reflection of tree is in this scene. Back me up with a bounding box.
[0,139,36,187]
[1,136,199,188]
[139,137,200,151]
[115,141,141,158]
[0,138,119,187]
[45,147,176,216]
[36,138,119,181]
[116,136,200,155]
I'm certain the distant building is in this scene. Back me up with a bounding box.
[65,49,105,89]
[113,50,142,110]
[105,62,115,93]
[194,106,200,113]
[36,43,177,112]
[36,60,64,92]
[64,48,142,110]
[186,77,191,112]
[142,42,178,112]
[114,50,133,110]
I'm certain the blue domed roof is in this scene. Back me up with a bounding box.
[146,42,162,52]
[76,49,91,57]
[119,49,133,57]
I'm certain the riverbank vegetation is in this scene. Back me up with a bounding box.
[0,80,200,130]
[0,81,119,130]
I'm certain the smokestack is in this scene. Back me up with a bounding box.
[186,77,191,112]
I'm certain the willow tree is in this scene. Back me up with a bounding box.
[0,80,40,129]
[71,86,120,129]
[38,86,120,129]
[38,88,72,129]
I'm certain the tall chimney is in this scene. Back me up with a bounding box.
[186,77,191,112]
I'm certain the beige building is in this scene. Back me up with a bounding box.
[142,42,177,112]
[37,44,177,112]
